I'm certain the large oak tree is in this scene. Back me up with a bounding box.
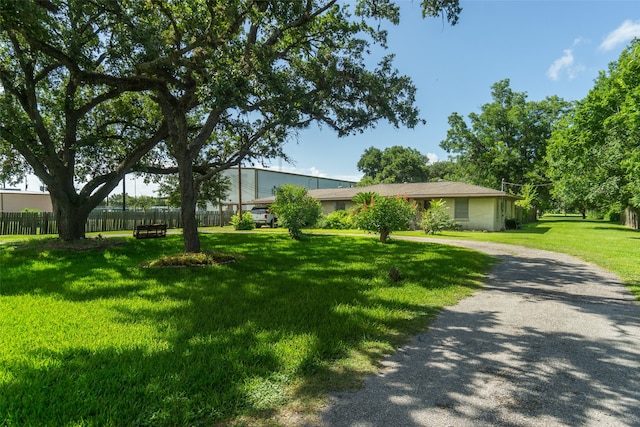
[0,1,167,240]
[1,0,462,251]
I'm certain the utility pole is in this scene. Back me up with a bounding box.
[237,163,242,215]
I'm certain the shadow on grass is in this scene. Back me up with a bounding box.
[0,233,491,426]
[510,224,550,234]
[593,225,640,234]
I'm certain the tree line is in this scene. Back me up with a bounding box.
[358,38,640,221]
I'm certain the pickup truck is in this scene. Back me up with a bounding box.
[250,206,277,228]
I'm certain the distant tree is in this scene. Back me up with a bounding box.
[271,185,322,240]
[128,195,157,212]
[356,176,380,187]
[547,39,640,214]
[357,145,430,184]
[157,176,183,209]
[198,174,232,212]
[156,173,231,211]
[357,147,385,180]
[425,160,459,182]
[353,192,416,243]
[441,79,570,209]
[514,183,538,221]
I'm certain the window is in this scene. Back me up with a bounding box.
[334,201,346,211]
[454,198,469,220]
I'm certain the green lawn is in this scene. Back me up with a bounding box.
[0,233,491,426]
[395,214,640,298]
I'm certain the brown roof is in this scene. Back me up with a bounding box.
[249,181,518,204]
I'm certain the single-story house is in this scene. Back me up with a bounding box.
[250,181,521,232]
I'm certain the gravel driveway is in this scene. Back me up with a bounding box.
[318,238,640,427]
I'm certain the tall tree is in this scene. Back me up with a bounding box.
[0,1,166,240]
[0,0,462,250]
[99,0,462,252]
[547,39,640,214]
[441,79,570,208]
[357,145,431,183]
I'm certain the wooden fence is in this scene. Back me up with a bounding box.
[0,210,233,236]
[624,207,639,230]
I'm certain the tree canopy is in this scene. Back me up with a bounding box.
[0,0,166,240]
[547,38,640,214]
[0,0,462,249]
[440,79,570,209]
[356,145,457,184]
[357,146,430,183]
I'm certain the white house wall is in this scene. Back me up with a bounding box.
[319,200,357,215]
[448,197,503,231]
[420,197,508,232]
[319,196,508,232]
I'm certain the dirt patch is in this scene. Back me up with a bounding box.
[141,251,242,268]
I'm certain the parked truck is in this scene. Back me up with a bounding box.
[250,206,277,228]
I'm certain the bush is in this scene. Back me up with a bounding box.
[606,209,621,222]
[270,185,322,240]
[320,210,355,229]
[420,199,457,234]
[230,212,255,230]
[353,193,416,243]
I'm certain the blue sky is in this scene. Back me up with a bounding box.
[17,0,640,195]
[273,0,640,183]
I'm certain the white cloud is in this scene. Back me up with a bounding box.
[425,153,439,165]
[546,48,584,81]
[600,20,640,51]
[270,164,328,177]
[258,164,362,183]
[308,166,328,177]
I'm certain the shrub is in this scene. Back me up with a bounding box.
[230,212,255,230]
[421,199,457,234]
[270,184,322,240]
[353,192,416,243]
[321,210,355,229]
[505,218,518,230]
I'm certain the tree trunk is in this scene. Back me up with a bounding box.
[380,228,389,243]
[50,190,90,241]
[178,153,201,253]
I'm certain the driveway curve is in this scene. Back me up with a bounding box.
[318,238,640,427]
